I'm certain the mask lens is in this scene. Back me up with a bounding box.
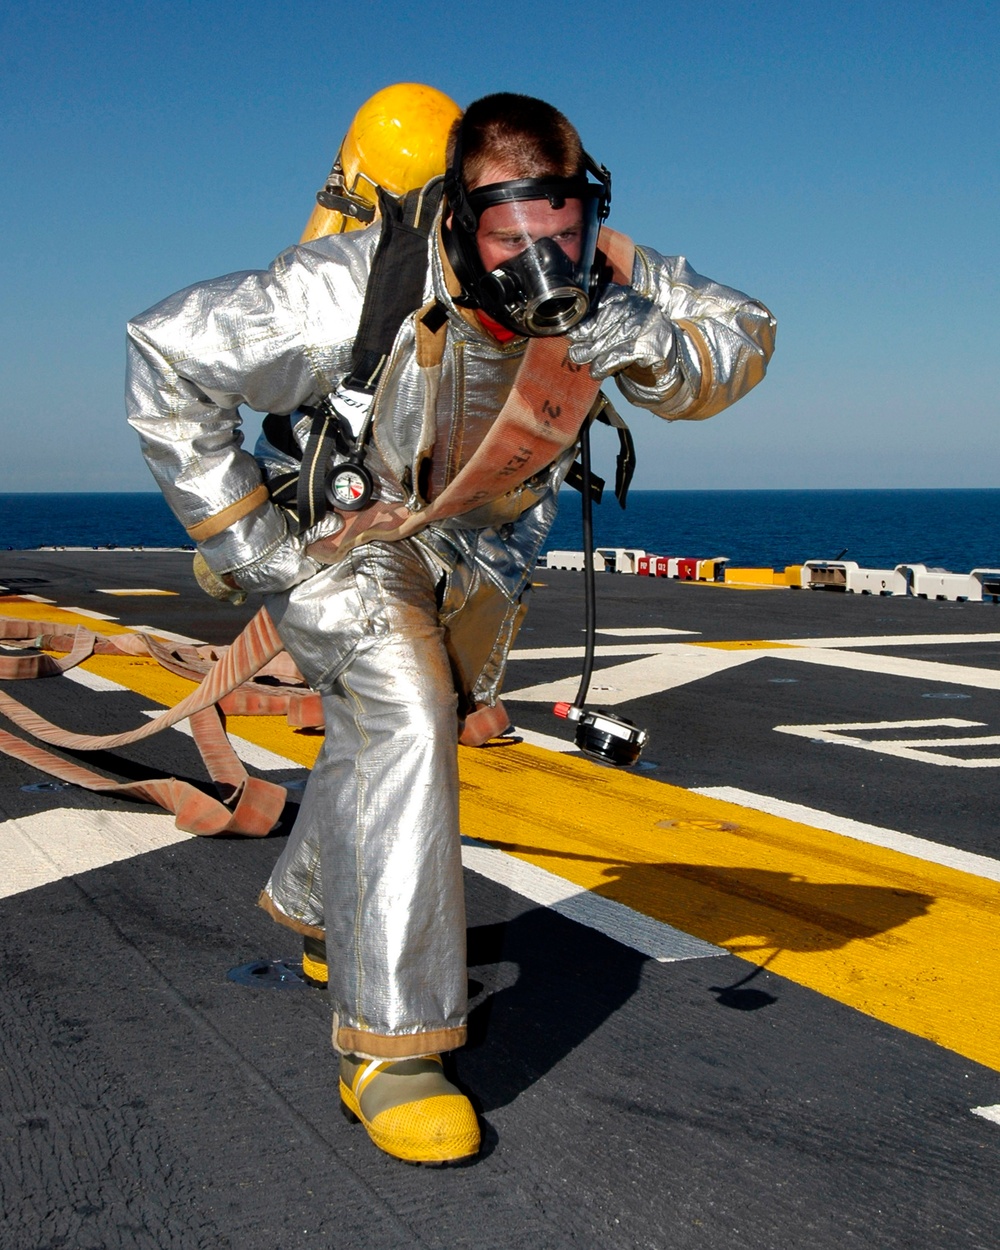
[473,193,601,335]
[476,196,588,272]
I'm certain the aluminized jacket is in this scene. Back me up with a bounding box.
[126,211,775,1058]
[126,218,775,604]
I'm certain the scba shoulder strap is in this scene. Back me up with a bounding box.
[349,179,445,388]
[265,178,446,534]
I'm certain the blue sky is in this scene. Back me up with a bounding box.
[1,0,996,491]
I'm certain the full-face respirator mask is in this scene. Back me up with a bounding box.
[442,135,612,338]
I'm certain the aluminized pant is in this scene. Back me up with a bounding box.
[260,541,468,1059]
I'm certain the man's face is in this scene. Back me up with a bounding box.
[470,162,583,273]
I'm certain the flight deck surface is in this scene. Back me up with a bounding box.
[1,549,998,1249]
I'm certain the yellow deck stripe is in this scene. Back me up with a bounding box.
[692,639,794,650]
[456,742,1000,1072]
[695,581,787,591]
[14,639,999,1073]
[97,589,179,597]
[0,598,133,635]
[77,653,324,769]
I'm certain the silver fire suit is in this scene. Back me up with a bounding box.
[126,212,775,1059]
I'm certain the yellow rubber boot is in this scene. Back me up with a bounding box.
[339,1053,480,1165]
[301,935,328,988]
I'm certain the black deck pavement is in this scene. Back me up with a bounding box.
[1,551,999,1249]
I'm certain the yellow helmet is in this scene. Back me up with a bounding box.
[301,83,461,242]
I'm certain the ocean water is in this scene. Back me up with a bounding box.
[546,488,1000,572]
[1,493,190,552]
[2,489,998,573]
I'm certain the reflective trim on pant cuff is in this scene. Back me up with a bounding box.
[334,1021,467,1059]
[256,889,325,939]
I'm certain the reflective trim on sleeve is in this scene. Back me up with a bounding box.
[674,318,715,418]
[185,484,271,542]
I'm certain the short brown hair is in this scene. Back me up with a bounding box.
[448,93,584,189]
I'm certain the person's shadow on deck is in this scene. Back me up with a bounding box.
[458,844,933,1114]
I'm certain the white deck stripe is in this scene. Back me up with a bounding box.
[971,1105,1000,1126]
[461,837,725,963]
[596,627,699,637]
[63,666,127,693]
[129,624,207,644]
[694,787,1000,883]
[506,630,1000,707]
[506,644,758,704]
[140,710,297,773]
[0,799,723,963]
[62,605,119,621]
[772,718,1000,769]
[776,645,1000,690]
[0,810,191,900]
[513,726,577,754]
[509,642,692,660]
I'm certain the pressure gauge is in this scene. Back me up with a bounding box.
[326,462,374,512]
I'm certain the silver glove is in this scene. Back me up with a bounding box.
[567,284,677,381]
[229,539,320,596]
[199,511,320,597]
[192,552,247,606]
